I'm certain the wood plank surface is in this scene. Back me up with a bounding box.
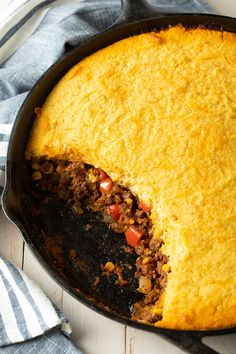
[62,292,125,354]
[126,327,184,354]
[0,210,23,268]
[23,246,63,309]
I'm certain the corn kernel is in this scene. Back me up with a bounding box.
[87,169,98,182]
[56,164,65,175]
[125,198,133,205]
[154,321,161,327]
[162,263,171,272]
[104,261,115,272]
[142,257,151,264]
[153,307,163,316]
[32,171,42,180]
[128,219,135,224]
[32,162,41,170]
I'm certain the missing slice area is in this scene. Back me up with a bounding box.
[31,158,170,324]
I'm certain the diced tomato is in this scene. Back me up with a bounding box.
[98,169,107,180]
[139,200,152,212]
[108,204,121,221]
[125,226,143,248]
[100,178,113,194]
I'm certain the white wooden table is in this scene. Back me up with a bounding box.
[1,1,236,353]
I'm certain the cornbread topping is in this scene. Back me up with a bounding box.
[26,26,236,330]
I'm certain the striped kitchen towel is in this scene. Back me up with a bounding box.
[0,0,214,198]
[0,257,80,353]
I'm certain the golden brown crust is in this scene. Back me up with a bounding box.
[26,26,236,330]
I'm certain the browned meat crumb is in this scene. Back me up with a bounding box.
[114,264,128,286]
[123,246,133,254]
[92,276,100,289]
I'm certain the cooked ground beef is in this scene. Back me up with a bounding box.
[31,159,170,323]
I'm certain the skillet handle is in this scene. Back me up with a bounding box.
[113,0,172,27]
[160,331,219,354]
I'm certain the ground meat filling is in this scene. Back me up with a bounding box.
[31,159,170,323]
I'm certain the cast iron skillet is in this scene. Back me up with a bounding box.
[2,1,236,353]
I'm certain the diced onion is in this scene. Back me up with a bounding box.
[138,276,152,294]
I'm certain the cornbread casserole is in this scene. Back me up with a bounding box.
[26,26,236,330]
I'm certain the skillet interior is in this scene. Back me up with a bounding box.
[3,11,236,354]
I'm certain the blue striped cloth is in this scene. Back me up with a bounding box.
[0,257,80,353]
[0,0,213,352]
